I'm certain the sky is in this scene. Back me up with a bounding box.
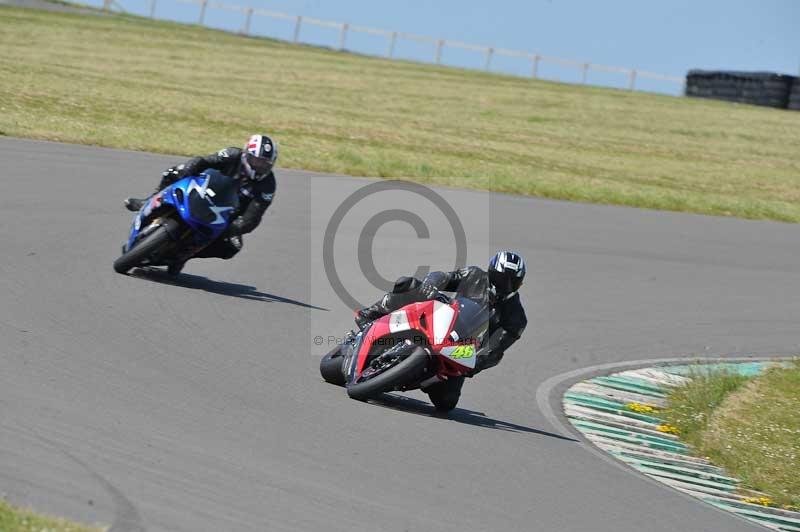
[95,0,800,95]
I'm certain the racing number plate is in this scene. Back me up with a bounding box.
[440,344,476,368]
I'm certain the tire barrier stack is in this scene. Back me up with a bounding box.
[685,70,799,110]
[789,78,800,111]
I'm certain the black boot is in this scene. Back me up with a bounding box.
[167,259,186,276]
[124,197,146,212]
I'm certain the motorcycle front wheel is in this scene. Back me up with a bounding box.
[320,346,347,386]
[113,219,177,274]
[346,345,428,401]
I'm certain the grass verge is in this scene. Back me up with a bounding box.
[1,6,800,221]
[663,361,800,508]
[0,499,104,532]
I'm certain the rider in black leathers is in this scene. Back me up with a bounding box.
[354,251,528,410]
[124,134,277,274]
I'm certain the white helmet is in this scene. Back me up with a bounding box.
[241,134,278,180]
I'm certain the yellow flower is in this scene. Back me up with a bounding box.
[742,496,773,507]
[657,424,680,435]
[626,402,658,414]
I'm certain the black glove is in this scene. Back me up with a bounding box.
[354,310,372,330]
[418,281,441,301]
[161,165,182,181]
[354,299,387,330]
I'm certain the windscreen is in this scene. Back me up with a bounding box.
[453,271,492,306]
[452,296,493,344]
[187,171,239,224]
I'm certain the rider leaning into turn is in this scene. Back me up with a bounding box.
[354,250,528,410]
[124,134,278,274]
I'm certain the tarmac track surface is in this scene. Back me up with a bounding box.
[1,137,798,531]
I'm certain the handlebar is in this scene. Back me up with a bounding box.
[432,289,452,305]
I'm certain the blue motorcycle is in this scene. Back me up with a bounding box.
[113,169,239,274]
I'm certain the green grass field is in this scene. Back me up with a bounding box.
[664,362,800,508]
[0,499,103,532]
[1,6,800,221]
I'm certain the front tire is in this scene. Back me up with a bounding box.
[346,346,428,402]
[113,221,175,274]
[320,347,346,386]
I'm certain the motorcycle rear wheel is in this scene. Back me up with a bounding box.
[426,376,465,412]
[113,220,176,274]
[346,346,428,401]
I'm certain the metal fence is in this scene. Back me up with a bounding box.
[101,0,685,94]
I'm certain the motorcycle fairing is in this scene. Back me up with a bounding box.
[350,299,480,383]
[431,301,455,344]
[125,170,238,251]
[439,344,477,369]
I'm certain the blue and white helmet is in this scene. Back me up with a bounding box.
[241,134,278,181]
[488,250,526,296]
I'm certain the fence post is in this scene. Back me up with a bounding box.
[531,55,540,79]
[628,69,637,91]
[293,15,302,43]
[484,48,494,71]
[435,40,444,65]
[581,63,589,84]
[148,0,156,17]
[387,32,397,58]
[198,0,207,24]
[241,7,253,35]
[338,23,349,50]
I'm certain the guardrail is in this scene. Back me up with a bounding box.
[101,0,685,93]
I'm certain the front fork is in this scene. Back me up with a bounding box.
[123,217,190,262]
[122,218,163,254]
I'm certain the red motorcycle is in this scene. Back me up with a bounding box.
[319,292,493,411]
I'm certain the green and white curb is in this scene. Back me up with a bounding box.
[563,362,800,532]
